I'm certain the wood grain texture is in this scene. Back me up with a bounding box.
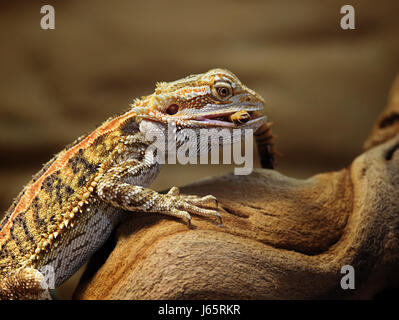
[74,76,399,300]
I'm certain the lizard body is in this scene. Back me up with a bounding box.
[0,68,266,299]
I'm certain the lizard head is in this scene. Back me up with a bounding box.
[132,68,266,131]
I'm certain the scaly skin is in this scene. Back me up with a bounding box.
[0,68,266,299]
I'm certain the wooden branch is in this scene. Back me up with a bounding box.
[74,76,399,300]
[364,75,399,150]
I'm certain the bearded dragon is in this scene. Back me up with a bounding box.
[0,68,266,299]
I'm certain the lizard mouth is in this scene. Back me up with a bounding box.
[193,110,265,128]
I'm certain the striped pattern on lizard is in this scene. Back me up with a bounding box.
[0,68,267,299]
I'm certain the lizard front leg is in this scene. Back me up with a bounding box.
[0,268,52,300]
[96,159,222,226]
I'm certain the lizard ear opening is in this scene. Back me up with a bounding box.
[166,104,179,115]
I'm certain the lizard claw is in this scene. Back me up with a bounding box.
[161,192,222,226]
[167,186,180,196]
[173,194,222,226]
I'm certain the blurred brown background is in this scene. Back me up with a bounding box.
[0,0,398,298]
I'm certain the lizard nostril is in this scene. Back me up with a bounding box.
[166,104,179,115]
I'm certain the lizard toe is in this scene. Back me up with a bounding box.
[176,200,222,225]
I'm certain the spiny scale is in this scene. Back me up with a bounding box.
[0,114,136,274]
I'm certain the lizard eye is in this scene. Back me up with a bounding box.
[213,82,233,100]
[166,104,179,115]
[217,87,230,97]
